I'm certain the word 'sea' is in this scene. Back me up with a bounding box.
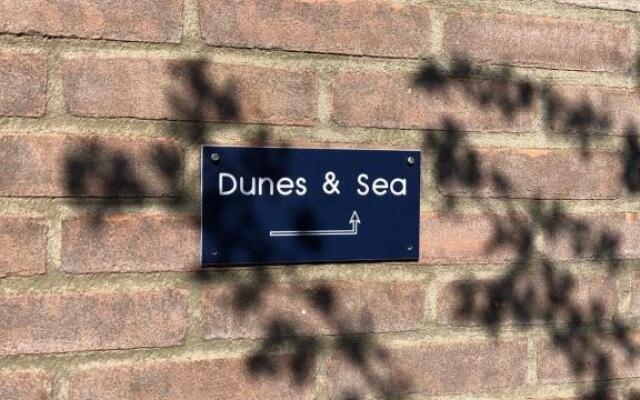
[357,174,406,196]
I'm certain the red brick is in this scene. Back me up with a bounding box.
[0,289,187,355]
[556,0,640,11]
[62,213,199,273]
[545,213,640,261]
[325,340,527,398]
[444,12,633,72]
[537,335,640,383]
[437,274,618,325]
[0,371,52,400]
[63,58,317,125]
[0,0,182,43]
[202,281,425,339]
[0,135,183,197]
[200,0,430,58]
[331,71,539,131]
[420,212,524,265]
[0,53,46,117]
[0,215,47,278]
[546,85,640,136]
[68,357,314,400]
[439,148,622,199]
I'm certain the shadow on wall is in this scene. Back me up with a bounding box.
[62,60,243,224]
[62,59,412,400]
[417,56,640,400]
[61,55,640,399]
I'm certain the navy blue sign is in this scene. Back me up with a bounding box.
[201,146,420,266]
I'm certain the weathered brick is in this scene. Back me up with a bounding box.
[199,0,431,58]
[538,335,640,383]
[63,58,317,125]
[331,71,539,131]
[437,274,618,326]
[556,0,640,12]
[203,281,425,339]
[439,148,622,199]
[444,12,633,72]
[0,53,46,117]
[627,274,640,318]
[62,213,199,273]
[0,0,182,43]
[545,213,640,261]
[325,340,527,398]
[545,85,640,136]
[420,212,524,264]
[0,215,47,278]
[0,371,52,400]
[0,289,187,355]
[68,357,314,400]
[535,398,582,400]
[0,135,182,197]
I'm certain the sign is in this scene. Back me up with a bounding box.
[201,146,421,266]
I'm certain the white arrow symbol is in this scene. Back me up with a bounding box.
[270,211,361,237]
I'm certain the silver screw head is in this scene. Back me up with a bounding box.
[407,156,416,166]
[407,245,413,251]
[210,153,220,163]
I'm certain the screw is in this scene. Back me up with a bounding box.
[407,245,413,251]
[210,153,220,163]
[407,156,415,166]
[211,249,218,256]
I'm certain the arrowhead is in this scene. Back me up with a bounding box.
[349,211,361,224]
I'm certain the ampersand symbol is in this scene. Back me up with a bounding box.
[323,171,341,195]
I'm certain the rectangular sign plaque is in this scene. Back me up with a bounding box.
[201,146,420,266]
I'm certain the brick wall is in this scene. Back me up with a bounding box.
[1,1,640,399]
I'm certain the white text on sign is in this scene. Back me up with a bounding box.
[218,171,407,197]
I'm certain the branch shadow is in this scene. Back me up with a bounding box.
[417,56,640,399]
[61,59,413,399]
[59,52,640,399]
